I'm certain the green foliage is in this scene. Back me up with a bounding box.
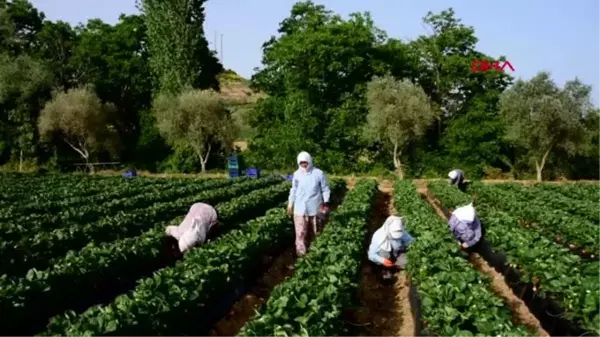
[393,180,530,336]
[246,1,386,171]
[0,0,598,179]
[499,72,591,180]
[364,75,437,178]
[0,176,282,277]
[239,179,377,336]
[0,181,294,335]
[140,0,222,94]
[429,181,600,336]
[153,89,239,172]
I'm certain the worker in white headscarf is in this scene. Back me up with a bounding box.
[448,202,484,253]
[165,202,221,254]
[287,151,331,256]
[448,168,467,192]
[368,215,415,280]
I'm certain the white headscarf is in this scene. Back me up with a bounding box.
[448,170,458,180]
[297,151,313,173]
[373,216,405,252]
[452,202,475,223]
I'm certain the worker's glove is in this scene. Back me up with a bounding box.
[382,259,394,267]
[320,203,329,213]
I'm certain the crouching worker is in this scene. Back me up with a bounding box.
[368,215,414,282]
[448,169,467,192]
[448,202,484,254]
[165,202,221,254]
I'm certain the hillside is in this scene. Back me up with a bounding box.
[217,70,264,149]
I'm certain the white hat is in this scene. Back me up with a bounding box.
[388,220,403,239]
[448,170,458,180]
[452,203,475,223]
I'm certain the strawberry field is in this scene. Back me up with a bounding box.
[0,173,598,336]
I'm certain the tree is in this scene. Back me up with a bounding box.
[153,89,238,172]
[34,20,79,89]
[364,75,437,179]
[38,87,118,173]
[138,0,222,94]
[68,15,153,162]
[0,0,45,55]
[0,53,52,168]
[499,72,589,181]
[247,1,387,172]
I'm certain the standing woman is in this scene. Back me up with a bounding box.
[287,151,331,256]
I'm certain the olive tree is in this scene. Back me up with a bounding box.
[38,87,118,173]
[499,72,589,181]
[364,75,438,179]
[154,89,238,172]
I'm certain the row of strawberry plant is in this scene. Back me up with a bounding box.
[0,175,119,206]
[0,177,236,238]
[468,182,599,255]
[428,182,600,336]
[394,180,531,336]
[0,181,317,336]
[0,176,282,277]
[493,183,598,223]
[0,173,111,193]
[0,176,207,220]
[238,179,377,336]
[40,178,346,336]
[533,182,598,203]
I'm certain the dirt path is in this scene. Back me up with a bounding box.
[413,181,549,337]
[210,247,296,336]
[348,181,414,336]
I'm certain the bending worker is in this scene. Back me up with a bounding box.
[448,202,484,253]
[287,151,331,257]
[448,168,467,192]
[165,202,221,254]
[368,215,414,280]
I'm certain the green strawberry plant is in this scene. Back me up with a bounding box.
[0,176,221,221]
[0,178,239,241]
[492,183,598,223]
[428,182,600,336]
[394,180,530,336]
[39,209,294,336]
[533,182,598,203]
[239,179,377,336]
[467,182,599,256]
[0,176,282,277]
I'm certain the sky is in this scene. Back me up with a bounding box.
[30,0,600,105]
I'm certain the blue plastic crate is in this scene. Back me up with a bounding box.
[247,168,260,179]
[228,168,240,179]
[123,170,137,178]
[227,155,239,169]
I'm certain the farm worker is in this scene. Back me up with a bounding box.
[448,168,467,192]
[448,202,484,253]
[368,215,415,280]
[287,151,331,256]
[165,202,221,254]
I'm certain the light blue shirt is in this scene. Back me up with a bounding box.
[368,231,415,264]
[288,167,331,216]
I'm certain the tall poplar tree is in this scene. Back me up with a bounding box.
[138,0,223,95]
